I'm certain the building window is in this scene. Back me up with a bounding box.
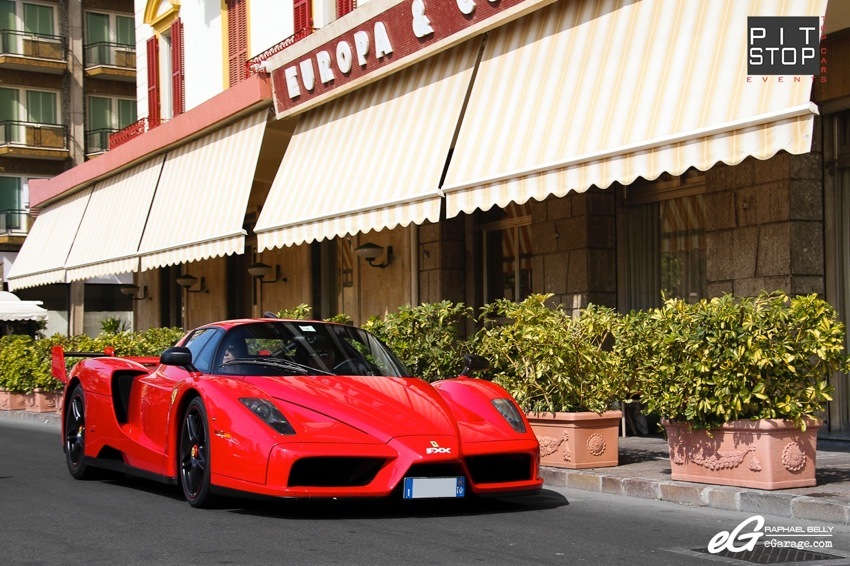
[0,176,22,231]
[477,203,533,304]
[293,0,312,33]
[1,86,59,145]
[337,0,355,19]
[226,0,247,87]
[143,1,183,124]
[25,89,55,123]
[22,1,53,35]
[621,171,707,311]
[86,96,136,154]
[85,11,135,67]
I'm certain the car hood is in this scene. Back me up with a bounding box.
[244,375,458,442]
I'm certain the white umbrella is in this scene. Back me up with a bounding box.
[0,291,48,321]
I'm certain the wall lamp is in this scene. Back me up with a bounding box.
[248,262,286,284]
[176,274,208,293]
[119,284,149,301]
[355,242,393,269]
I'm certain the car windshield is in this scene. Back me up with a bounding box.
[213,321,410,377]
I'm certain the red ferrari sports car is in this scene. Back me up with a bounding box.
[52,319,543,507]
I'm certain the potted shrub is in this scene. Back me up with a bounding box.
[619,291,850,489]
[0,335,37,411]
[474,294,626,469]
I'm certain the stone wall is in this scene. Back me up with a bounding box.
[705,136,824,297]
[529,190,617,311]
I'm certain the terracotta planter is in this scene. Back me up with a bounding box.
[25,389,62,413]
[0,389,27,411]
[663,419,820,490]
[527,411,622,469]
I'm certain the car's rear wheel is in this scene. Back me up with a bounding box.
[179,397,215,508]
[64,384,94,479]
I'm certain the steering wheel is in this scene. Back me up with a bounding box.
[333,359,369,375]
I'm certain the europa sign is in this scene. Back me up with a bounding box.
[269,0,533,117]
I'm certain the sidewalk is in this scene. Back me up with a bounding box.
[542,435,850,524]
[3,409,850,523]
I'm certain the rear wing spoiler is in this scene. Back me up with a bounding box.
[51,345,160,384]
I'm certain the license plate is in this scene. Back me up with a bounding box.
[403,477,465,499]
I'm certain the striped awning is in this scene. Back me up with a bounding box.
[442,0,826,218]
[254,38,482,251]
[64,156,165,282]
[6,188,92,290]
[138,111,267,270]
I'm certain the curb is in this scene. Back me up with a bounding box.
[0,410,62,426]
[540,467,850,524]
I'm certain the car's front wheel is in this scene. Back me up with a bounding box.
[179,397,215,508]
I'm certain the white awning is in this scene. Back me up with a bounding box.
[442,0,826,217]
[6,188,92,290]
[138,111,268,270]
[254,38,482,250]
[64,156,165,282]
[0,291,47,321]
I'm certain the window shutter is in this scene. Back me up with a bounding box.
[171,18,185,116]
[337,0,355,18]
[293,0,312,34]
[227,0,248,86]
[146,36,160,127]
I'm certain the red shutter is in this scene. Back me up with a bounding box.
[227,0,248,86]
[337,0,355,18]
[171,18,185,116]
[146,36,160,127]
[293,0,312,34]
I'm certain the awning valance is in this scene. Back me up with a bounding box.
[7,188,92,290]
[64,156,165,281]
[441,0,826,217]
[138,111,268,270]
[254,37,482,250]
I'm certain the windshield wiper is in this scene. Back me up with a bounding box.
[221,357,334,376]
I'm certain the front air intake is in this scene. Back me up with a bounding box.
[288,457,385,487]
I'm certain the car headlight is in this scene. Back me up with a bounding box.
[491,398,526,433]
[239,398,295,435]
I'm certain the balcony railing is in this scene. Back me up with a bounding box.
[86,127,118,155]
[0,29,67,61]
[246,27,317,77]
[0,209,31,235]
[108,117,150,150]
[0,120,68,150]
[84,41,136,70]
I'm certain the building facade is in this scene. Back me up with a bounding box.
[7,0,850,432]
[1,0,138,335]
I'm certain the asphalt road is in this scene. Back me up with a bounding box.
[3,418,850,566]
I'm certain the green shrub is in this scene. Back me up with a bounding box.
[275,304,312,319]
[0,327,185,394]
[363,301,473,381]
[618,292,850,431]
[473,294,625,414]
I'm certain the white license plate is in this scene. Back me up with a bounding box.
[403,476,465,499]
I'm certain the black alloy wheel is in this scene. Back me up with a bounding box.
[179,397,215,508]
[64,385,93,479]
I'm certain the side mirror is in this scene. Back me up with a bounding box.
[460,354,490,379]
[160,346,198,373]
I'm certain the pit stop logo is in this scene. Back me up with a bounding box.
[748,16,820,75]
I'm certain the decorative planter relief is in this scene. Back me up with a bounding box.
[0,389,27,411]
[528,411,621,469]
[663,419,820,490]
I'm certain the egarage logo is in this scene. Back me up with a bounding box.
[748,16,820,75]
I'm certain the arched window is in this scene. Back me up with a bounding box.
[143,1,184,124]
